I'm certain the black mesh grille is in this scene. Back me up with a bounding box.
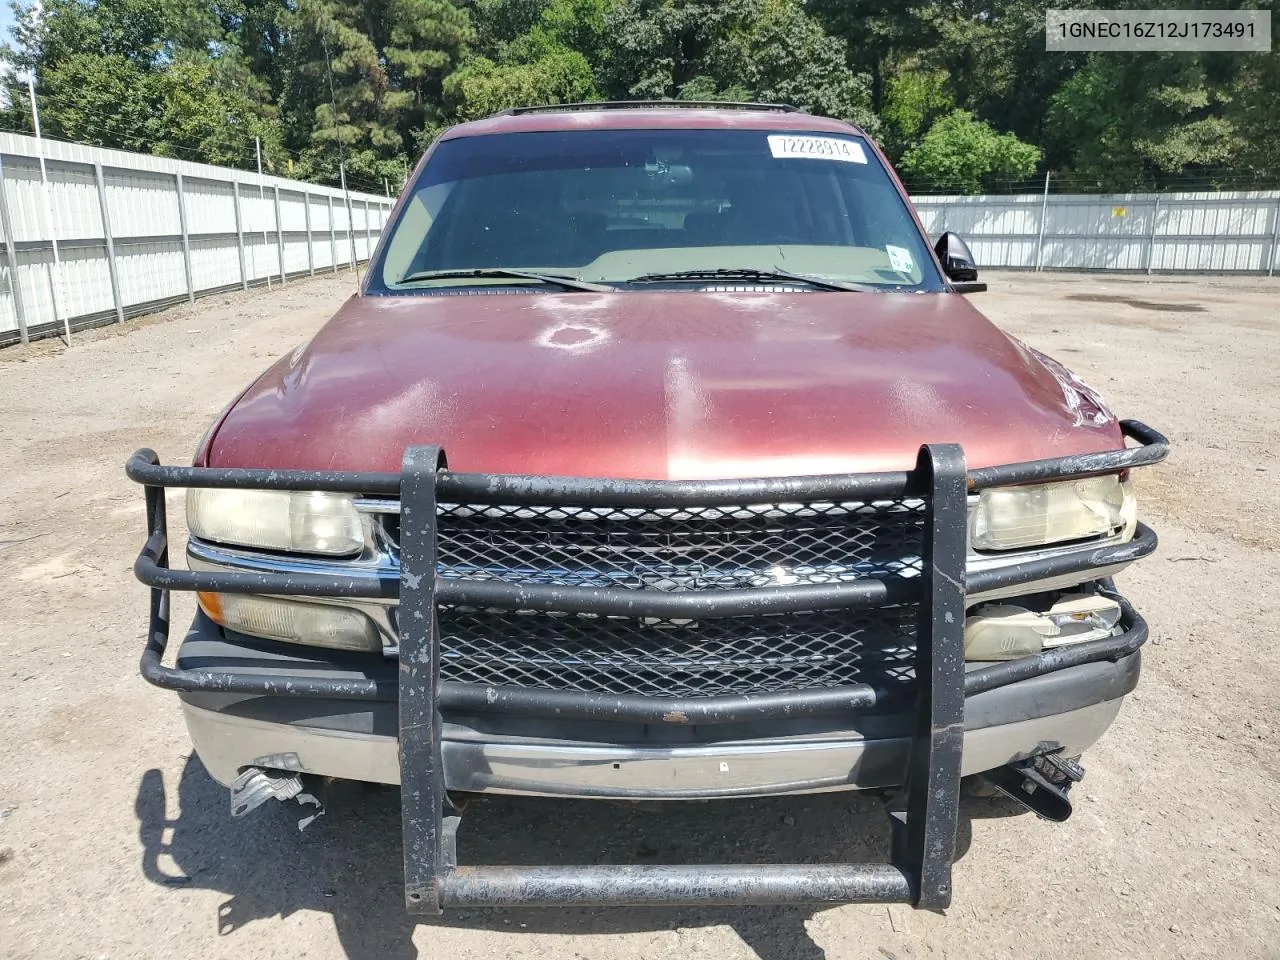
[431,499,925,589]
[378,504,921,701]
[387,498,924,698]
[435,604,919,698]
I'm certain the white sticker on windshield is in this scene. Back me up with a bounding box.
[885,245,914,274]
[767,135,867,164]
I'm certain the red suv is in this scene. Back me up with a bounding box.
[129,102,1166,913]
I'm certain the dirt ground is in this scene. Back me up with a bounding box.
[1,269,1277,960]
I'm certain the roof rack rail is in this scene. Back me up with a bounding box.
[491,100,805,118]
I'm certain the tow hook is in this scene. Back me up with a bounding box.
[979,750,1085,822]
[229,766,326,831]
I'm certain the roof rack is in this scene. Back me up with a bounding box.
[492,100,805,118]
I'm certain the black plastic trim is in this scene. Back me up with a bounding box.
[173,614,1142,737]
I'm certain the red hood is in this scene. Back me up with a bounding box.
[205,291,1122,478]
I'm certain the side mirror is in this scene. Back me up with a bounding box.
[934,232,986,293]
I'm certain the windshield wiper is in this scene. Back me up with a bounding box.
[625,267,877,293]
[399,268,615,293]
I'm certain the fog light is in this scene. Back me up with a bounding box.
[1044,593,1122,644]
[965,594,1122,661]
[964,605,1056,660]
[198,591,380,652]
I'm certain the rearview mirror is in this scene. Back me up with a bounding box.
[934,232,985,293]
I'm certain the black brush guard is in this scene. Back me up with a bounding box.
[126,420,1167,913]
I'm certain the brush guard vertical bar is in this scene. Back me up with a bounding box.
[396,443,967,912]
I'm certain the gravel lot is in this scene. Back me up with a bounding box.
[1,269,1277,960]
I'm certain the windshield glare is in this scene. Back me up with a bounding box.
[373,128,943,293]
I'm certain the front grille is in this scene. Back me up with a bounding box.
[384,497,924,699]
[435,604,918,698]
[430,499,926,589]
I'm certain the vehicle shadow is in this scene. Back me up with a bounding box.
[136,758,1026,960]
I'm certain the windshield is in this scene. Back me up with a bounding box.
[370,128,944,293]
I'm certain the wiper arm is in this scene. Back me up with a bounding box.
[399,268,615,293]
[626,267,876,293]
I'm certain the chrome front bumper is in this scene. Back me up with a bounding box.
[176,606,1142,801]
[182,693,1127,798]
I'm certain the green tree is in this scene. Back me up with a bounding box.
[899,109,1040,193]
[810,1,1080,160]
[877,64,952,156]
[704,0,877,128]
[444,0,607,127]
[441,49,596,121]
[32,49,284,167]
[4,0,220,72]
[601,0,876,128]
[215,0,292,106]
[0,0,1275,193]
[281,0,471,183]
[470,0,549,58]
[1226,51,1280,177]
[1,0,283,169]
[1045,53,1246,188]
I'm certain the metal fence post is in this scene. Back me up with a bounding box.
[232,181,249,291]
[273,184,286,284]
[328,195,338,273]
[175,173,196,303]
[1034,171,1051,271]
[0,154,30,343]
[364,199,372,260]
[94,163,125,323]
[1145,195,1161,275]
[340,165,358,271]
[28,77,71,343]
[304,191,315,276]
[1268,196,1280,277]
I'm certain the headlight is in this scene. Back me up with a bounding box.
[187,488,363,556]
[970,475,1135,551]
[198,592,381,652]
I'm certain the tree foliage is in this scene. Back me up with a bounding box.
[1045,52,1249,188]
[443,50,596,121]
[900,109,1041,193]
[0,0,1274,194]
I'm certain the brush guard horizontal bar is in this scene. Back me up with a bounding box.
[126,420,1166,913]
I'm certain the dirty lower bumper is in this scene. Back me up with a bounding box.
[176,612,1140,796]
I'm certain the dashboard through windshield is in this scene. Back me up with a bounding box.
[370,127,944,294]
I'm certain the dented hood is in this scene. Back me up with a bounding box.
[206,290,1122,478]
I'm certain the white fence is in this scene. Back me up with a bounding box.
[4,138,1278,346]
[0,132,394,346]
[914,190,1280,275]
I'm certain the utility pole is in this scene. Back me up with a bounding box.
[27,71,70,344]
[256,137,272,290]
